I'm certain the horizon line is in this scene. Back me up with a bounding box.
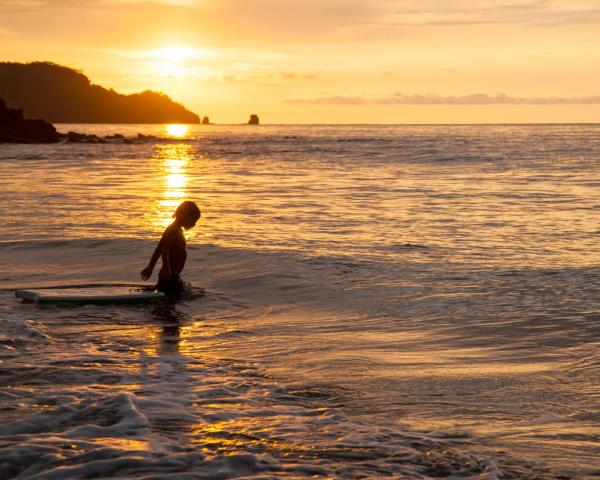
[52,122,600,126]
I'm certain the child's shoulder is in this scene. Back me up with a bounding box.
[162,222,181,238]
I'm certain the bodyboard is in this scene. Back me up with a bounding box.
[15,286,165,305]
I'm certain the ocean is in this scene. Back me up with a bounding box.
[1,124,598,479]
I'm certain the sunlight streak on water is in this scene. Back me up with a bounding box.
[153,144,192,229]
[165,124,189,138]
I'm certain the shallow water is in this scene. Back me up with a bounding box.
[1,124,599,479]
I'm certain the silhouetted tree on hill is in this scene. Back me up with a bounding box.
[0,61,200,124]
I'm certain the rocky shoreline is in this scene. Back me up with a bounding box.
[1,98,261,144]
[1,99,175,144]
[0,99,59,143]
[59,131,162,144]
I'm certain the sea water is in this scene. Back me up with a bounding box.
[0,124,598,479]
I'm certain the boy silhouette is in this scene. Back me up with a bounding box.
[141,201,201,294]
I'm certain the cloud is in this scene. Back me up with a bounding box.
[288,92,600,105]
[369,1,600,28]
[0,0,380,46]
[287,96,367,105]
[97,0,201,5]
[281,72,318,80]
[0,0,47,8]
[5,0,600,54]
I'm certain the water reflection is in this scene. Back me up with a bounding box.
[153,144,194,229]
[152,301,186,356]
[165,124,189,138]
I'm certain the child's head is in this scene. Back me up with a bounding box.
[173,201,201,229]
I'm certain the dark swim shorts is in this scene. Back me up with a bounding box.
[155,275,184,295]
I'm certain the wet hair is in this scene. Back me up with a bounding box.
[173,201,201,221]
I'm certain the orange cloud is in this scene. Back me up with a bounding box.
[289,93,600,105]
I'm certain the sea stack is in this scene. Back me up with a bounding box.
[0,98,59,143]
[248,114,259,125]
[202,116,210,125]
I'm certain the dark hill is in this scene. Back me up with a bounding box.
[0,61,200,124]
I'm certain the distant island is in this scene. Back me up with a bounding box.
[0,61,200,124]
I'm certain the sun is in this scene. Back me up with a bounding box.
[149,45,199,78]
[153,45,198,62]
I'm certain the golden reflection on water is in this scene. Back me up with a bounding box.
[152,144,194,230]
[165,124,189,138]
[190,420,302,457]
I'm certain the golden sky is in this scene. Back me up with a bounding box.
[2,0,600,123]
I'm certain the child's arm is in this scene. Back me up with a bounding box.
[141,230,168,280]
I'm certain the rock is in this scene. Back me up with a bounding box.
[65,131,105,143]
[0,98,59,143]
[66,131,84,142]
[136,133,159,141]
[248,114,259,125]
[104,133,126,143]
[202,116,210,125]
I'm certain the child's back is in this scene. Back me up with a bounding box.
[141,201,201,295]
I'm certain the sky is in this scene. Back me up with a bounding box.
[1,0,600,123]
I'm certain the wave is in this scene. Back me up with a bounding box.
[0,324,506,479]
[0,238,129,250]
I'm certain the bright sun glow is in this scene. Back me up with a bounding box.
[153,45,198,62]
[150,46,199,78]
[166,124,189,137]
